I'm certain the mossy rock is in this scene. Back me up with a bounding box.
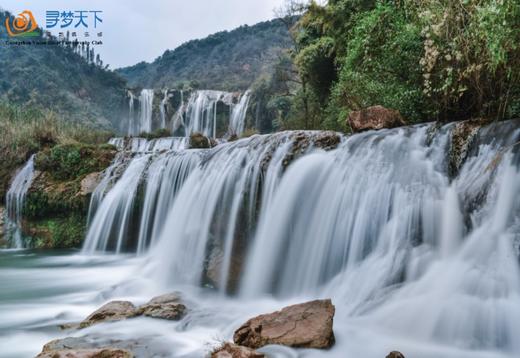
[35,143,115,181]
[23,215,86,249]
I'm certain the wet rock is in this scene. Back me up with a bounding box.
[448,118,489,178]
[36,347,133,358]
[80,301,138,328]
[386,351,405,358]
[348,105,406,133]
[312,131,342,151]
[189,132,217,149]
[205,245,244,293]
[36,337,144,358]
[211,343,265,358]
[80,172,101,196]
[136,293,186,320]
[234,299,335,349]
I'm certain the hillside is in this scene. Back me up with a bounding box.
[116,19,292,91]
[0,10,127,129]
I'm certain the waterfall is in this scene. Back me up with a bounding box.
[172,90,184,133]
[82,137,195,254]
[127,91,137,136]
[229,90,251,136]
[184,90,228,138]
[77,120,520,356]
[137,89,154,135]
[159,89,168,129]
[126,89,252,138]
[4,155,36,248]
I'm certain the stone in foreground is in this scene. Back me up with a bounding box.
[136,292,187,320]
[80,301,137,328]
[386,351,405,358]
[233,299,335,349]
[211,343,265,358]
[36,338,133,358]
[36,348,133,358]
[348,105,406,133]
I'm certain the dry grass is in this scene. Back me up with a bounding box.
[0,102,113,200]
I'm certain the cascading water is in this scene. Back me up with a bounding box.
[4,120,520,358]
[4,155,36,248]
[127,91,136,136]
[229,90,251,136]
[125,88,252,137]
[138,89,154,135]
[159,89,168,129]
[183,90,229,138]
[82,137,197,254]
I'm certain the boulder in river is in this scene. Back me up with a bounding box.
[189,132,217,149]
[233,299,335,349]
[136,292,187,320]
[36,337,133,358]
[80,301,138,328]
[347,105,406,133]
[211,342,265,358]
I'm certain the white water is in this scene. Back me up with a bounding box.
[4,155,36,248]
[2,122,520,358]
[183,90,228,138]
[160,89,169,130]
[127,91,137,136]
[229,90,251,136]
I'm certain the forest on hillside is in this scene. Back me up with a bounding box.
[116,19,292,91]
[256,0,520,132]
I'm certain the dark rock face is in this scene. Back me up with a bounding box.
[211,343,265,358]
[80,301,138,328]
[386,351,405,358]
[448,118,489,178]
[348,106,406,133]
[136,293,187,320]
[233,299,335,349]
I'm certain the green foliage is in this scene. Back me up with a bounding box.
[270,0,520,131]
[117,19,292,91]
[26,215,86,249]
[330,4,431,123]
[35,143,115,181]
[413,0,520,120]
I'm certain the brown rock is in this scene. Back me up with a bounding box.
[80,301,137,328]
[36,347,133,358]
[348,106,406,133]
[211,343,264,358]
[80,172,101,196]
[386,351,405,358]
[233,299,335,349]
[189,132,217,149]
[136,293,186,320]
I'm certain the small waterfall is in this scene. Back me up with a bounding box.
[4,155,36,248]
[184,90,228,138]
[159,89,168,129]
[138,89,154,135]
[172,90,184,133]
[127,91,136,136]
[229,90,251,136]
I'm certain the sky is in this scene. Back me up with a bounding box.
[1,0,285,68]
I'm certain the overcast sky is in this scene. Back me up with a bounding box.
[1,0,285,68]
